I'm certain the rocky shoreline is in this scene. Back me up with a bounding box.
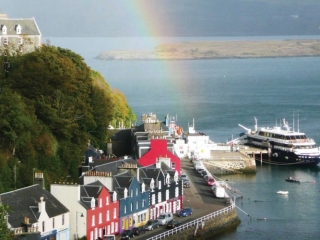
[95,39,320,60]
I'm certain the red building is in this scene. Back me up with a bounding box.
[138,139,181,174]
[83,181,119,240]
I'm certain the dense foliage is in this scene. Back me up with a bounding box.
[0,45,136,192]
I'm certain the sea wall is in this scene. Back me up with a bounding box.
[204,152,256,175]
[163,209,240,240]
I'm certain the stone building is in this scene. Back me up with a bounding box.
[0,12,42,54]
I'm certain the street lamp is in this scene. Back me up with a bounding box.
[14,161,21,189]
[76,211,84,240]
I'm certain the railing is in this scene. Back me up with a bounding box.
[146,202,235,240]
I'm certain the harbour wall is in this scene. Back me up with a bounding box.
[204,150,257,174]
[160,208,240,240]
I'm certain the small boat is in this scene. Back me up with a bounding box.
[277,190,289,195]
[285,177,300,183]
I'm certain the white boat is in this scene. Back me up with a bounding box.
[277,190,289,195]
[229,117,320,166]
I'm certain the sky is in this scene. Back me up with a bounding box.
[2,0,320,37]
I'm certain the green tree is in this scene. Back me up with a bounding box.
[0,201,14,240]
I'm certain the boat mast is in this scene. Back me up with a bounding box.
[254,117,257,131]
[293,110,295,132]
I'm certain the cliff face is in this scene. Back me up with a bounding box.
[96,40,320,60]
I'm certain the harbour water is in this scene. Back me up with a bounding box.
[49,37,320,239]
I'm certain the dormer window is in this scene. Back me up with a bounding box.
[113,192,117,202]
[15,24,21,34]
[141,183,145,193]
[124,188,128,198]
[174,171,179,184]
[1,25,7,34]
[150,179,155,191]
[91,198,95,208]
[166,174,170,185]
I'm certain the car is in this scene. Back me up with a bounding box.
[132,226,145,236]
[104,235,116,240]
[196,168,205,174]
[120,229,134,239]
[157,212,174,225]
[200,170,207,177]
[178,207,193,217]
[181,174,189,182]
[207,177,216,186]
[183,181,190,188]
[166,219,181,229]
[144,220,159,230]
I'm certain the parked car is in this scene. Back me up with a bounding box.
[120,229,134,239]
[157,212,174,225]
[196,168,205,174]
[144,220,159,230]
[178,207,193,217]
[132,226,145,235]
[181,174,189,182]
[104,235,116,240]
[183,181,190,188]
[166,219,181,229]
[207,177,216,186]
[200,170,207,177]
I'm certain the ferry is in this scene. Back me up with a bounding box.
[229,117,320,166]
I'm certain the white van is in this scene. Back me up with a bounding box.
[104,235,116,240]
[157,212,174,225]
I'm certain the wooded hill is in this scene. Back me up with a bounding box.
[0,45,136,193]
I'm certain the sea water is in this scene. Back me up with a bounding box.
[49,37,320,239]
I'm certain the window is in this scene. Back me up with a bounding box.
[16,24,21,34]
[141,183,145,193]
[152,194,156,205]
[175,187,179,197]
[106,196,109,205]
[158,180,161,189]
[91,198,95,208]
[130,203,133,211]
[136,188,138,196]
[142,199,145,208]
[150,179,155,191]
[113,208,117,218]
[124,205,126,214]
[158,192,162,203]
[2,25,7,34]
[166,189,169,200]
[18,37,23,45]
[3,37,8,45]
[99,199,102,208]
[62,215,64,225]
[113,192,117,202]
[42,221,45,232]
[124,188,128,198]
[107,210,110,221]
[99,213,102,223]
[92,216,95,226]
[136,201,138,210]
[171,162,175,169]
[130,190,133,197]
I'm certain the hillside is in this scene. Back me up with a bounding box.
[96,39,320,60]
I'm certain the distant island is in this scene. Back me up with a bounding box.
[95,39,320,60]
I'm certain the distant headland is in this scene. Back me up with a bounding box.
[95,39,320,60]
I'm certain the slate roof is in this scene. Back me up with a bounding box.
[0,184,68,228]
[0,18,41,36]
[80,181,104,209]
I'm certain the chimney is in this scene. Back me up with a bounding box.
[38,197,45,213]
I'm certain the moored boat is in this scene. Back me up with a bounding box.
[277,190,289,195]
[285,177,300,183]
[229,117,320,166]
